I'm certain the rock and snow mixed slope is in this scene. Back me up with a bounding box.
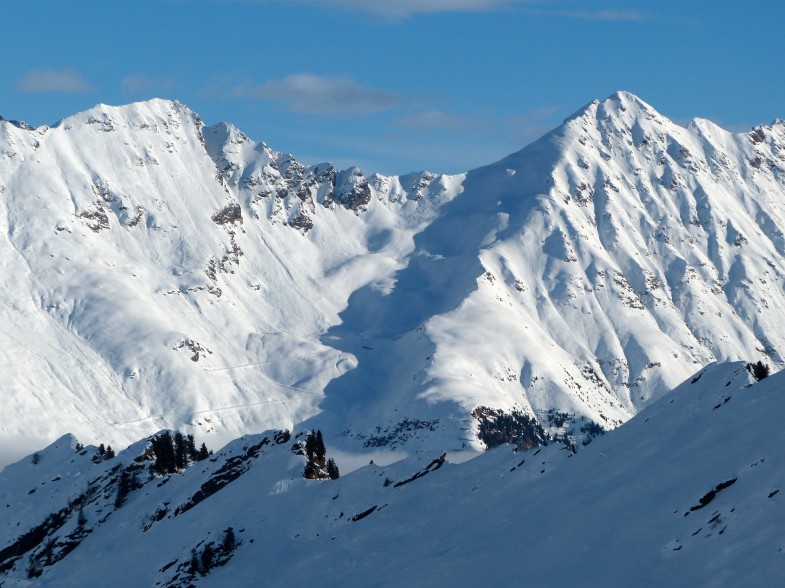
[2,362,784,586]
[353,90,785,447]
[1,92,784,459]
[0,99,462,459]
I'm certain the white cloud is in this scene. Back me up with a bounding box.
[122,74,176,95]
[17,69,94,93]
[216,0,647,20]
[301,0,520,18]
[555,10,647,21]
[215,0,530,18]
[234,73,401,115]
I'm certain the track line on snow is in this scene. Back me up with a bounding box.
[204,351,329,373]
[110,374,316,426]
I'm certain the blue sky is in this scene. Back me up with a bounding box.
[2,1,783,175]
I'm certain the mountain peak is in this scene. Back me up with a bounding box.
[604,89,647,106]
[563,90,661,129]
[597,90,660,122]
[53,98,201,133]
[0,93,784,469]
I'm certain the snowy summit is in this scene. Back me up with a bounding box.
[0,93,783,461]
[1,90,785,584]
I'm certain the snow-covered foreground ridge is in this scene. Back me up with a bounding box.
[1,91,784,458]
[2,362,785,586]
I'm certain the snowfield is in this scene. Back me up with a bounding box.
[1,91,784,463]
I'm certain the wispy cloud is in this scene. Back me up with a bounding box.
[507,106,558,126]
[122,74,176,96]
[300,0,521,18]
[17,68,94,93]
[506,107,561,143]
[553,9,647,21]
[214,0,532,18]
[233,73,402,115]
[216,1,646,20]
[394,106,560,144]
[394,110,477,134]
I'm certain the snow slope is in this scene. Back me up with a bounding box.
[0,99,462,460]
[311,91,785,448]
[1,92,784,460]
[2,362,784,586]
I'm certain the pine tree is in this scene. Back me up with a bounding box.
[189,549,199,574]
[105,445,115,459]
[98,443,106,456]
[303,461,318,479]
[115,470,131,508]
[201,543,214,573]
[198,442,210,461]
[326,458,340,480]
[174,432,187,470]
[748,360,770,381]
[151,432,178,474]
[186,434,198,461]
[315,430,326,462]
[222,527,236,552]
[305,432,316,462]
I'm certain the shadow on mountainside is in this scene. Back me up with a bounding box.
[309,135,564,435]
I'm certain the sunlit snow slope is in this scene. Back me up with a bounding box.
[1,92,784,458]
[0,100,462,459]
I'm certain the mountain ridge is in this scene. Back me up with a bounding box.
[2,361,784,585]
[0,92,783,464]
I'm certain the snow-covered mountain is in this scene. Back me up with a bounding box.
[1,362,783,586]
[1,92,784,462]
[0,99,463,462]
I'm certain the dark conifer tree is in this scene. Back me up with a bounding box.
[151,432,178,475]
[174,432,187,470]
[305,432,316,462]
[222,527,236,552]
[115,469,131,508]
[105,445,115,459]
[186,434,198,460]
[201,543,214,573]
[748,360,771,381]
[303,461,318,479]
[189,549,199,574]
[326,458,340,480]
[315,430,326,462]
[198,442,210,461]
[98,443,106,456]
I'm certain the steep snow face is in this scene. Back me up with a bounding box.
[318,91,785,448]
[1,93,784,460]
[2,363,785,586]
[0,99,462,460]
